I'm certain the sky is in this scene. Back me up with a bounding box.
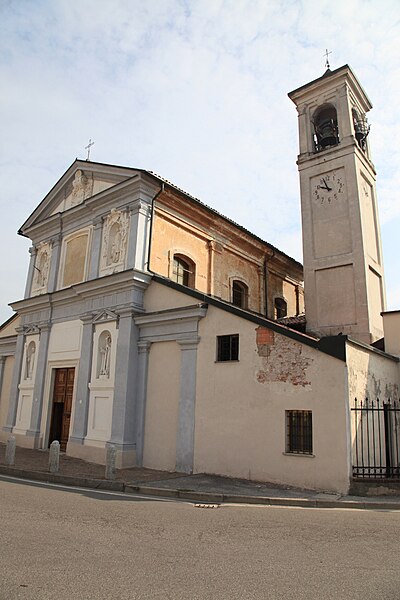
[0,0,399,324]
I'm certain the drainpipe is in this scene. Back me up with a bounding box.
[146,182,165,273]
[264,250,275,318]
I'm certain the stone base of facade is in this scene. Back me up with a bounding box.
[7,430,43,449]
[67,438,137,468]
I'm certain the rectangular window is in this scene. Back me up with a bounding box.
[286,410,313,455]
[217,334,239,362]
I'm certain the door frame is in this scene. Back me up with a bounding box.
[41,359,79,450]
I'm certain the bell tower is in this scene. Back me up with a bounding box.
[288,65,386,344]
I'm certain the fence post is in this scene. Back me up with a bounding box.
[5,435,16,466]
[105,443,116,480]
[49,440,60,473]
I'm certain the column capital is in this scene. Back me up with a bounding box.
[207,240,223,253]
[0,355,6,365]
[50,234,62,247]
[29,246,37,256]
[177,336,200,350]
[15,326,25,335]
[137,340,151,354]
[117,306,135,319]
[39,321,52,333]
[92,216,103,229]
[80,313,94,325]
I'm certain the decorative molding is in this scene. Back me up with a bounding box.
[92,309,119,324]
[99,208,129,276]
[31,241,52,296]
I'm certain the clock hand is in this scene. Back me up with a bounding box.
[322,178,332,191]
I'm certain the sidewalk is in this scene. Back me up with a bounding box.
[1,443,400,510]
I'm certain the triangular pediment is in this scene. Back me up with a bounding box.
[19,160,142,236]
[92,309,119,324]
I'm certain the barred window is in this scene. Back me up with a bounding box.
[217,334,239,362]
[286,410,313,455]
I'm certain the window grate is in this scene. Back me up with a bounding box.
[286,410,313,455]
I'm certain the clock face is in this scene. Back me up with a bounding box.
[311,170,345,205]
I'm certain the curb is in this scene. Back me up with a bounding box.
[1,465,400,511]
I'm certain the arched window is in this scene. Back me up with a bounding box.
[274,298,287,320]
[172,254,195,288]
[313,104,339,152]
[232,280,248,309]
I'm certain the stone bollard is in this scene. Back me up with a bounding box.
[5,435,16,466]
[48,440,60,473]
[105,443,117,480]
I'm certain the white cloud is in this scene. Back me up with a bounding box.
[0,0,399,322]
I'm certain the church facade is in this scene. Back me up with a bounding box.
[0,65,399,494]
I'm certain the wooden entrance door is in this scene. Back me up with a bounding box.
[49,368,75,451]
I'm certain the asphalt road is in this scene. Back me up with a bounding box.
[1,476,400,600]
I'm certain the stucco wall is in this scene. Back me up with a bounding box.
[347,341,399,404]
[194,305,349,493]
[142,340,180,472]
[151,197,303,317]
[0,355,15,442]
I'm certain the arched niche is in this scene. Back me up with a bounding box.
[97,330,112,379]
[25,341,36,379]
[312,104,339,152]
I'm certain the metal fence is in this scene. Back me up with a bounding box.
[351,398,400,479]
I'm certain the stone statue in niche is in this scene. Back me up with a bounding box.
[99,334,112,378]
[25,341,36,379]
[33,242,51,293]
[71,170,93,206]
[101,209,129,272]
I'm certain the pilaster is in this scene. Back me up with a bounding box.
[3,327,25,432]
[175,336,200,473]
[47,235,61,292]
[135,340,151,466]
[126,200,152,271]
[88,217,103,279]
[24,247,37,298]
[68,314,94,445]
[109,307,139,466]
[26,322,51,443]
[0,356,6,396]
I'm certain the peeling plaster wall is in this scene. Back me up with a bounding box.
[255,327,312,387]
[194,304,349,493]
[347,342,399,404]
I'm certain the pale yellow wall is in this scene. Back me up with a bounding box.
[194,305,350,493]
[142,341,180,471]
[0,315,20,338]
[0,356,14,442]
[151,212,209,293]
[151,201,302,317]
[144,280,198,312]
[383,312,400,357]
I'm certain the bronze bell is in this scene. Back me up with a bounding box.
[316,118,338,148]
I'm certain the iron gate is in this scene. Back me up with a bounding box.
[351,398,400,479]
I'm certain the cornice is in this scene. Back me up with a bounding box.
[10,269,152,314]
